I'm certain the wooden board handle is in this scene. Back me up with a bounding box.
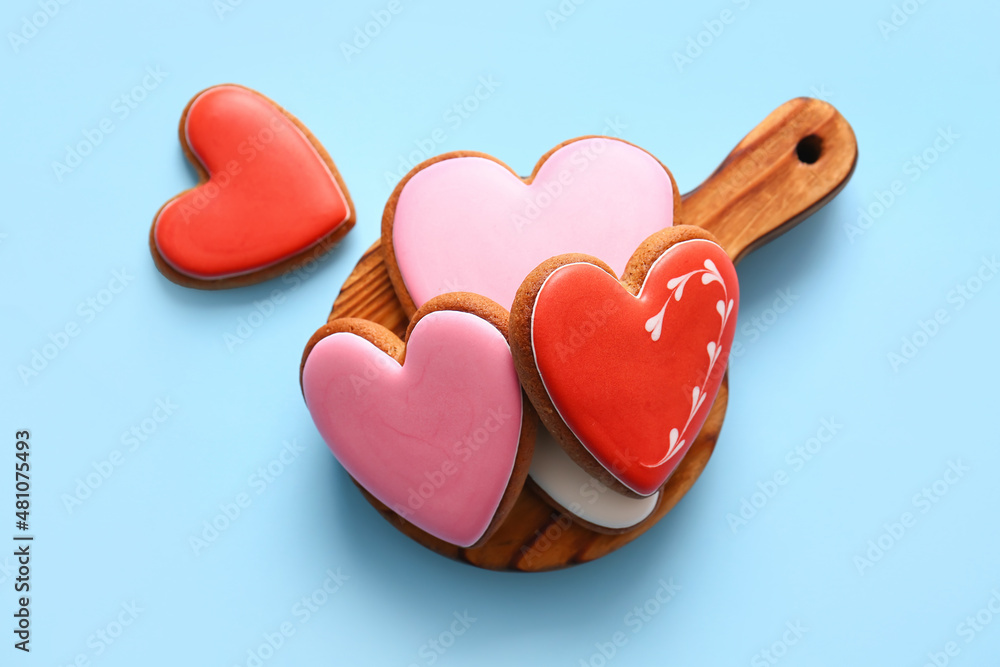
[682,97,858,263]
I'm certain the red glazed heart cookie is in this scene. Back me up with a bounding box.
[300,293,535,548]
[509,226,739,497]
[151,84,354,289]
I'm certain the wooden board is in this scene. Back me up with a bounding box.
[323,97,857,571]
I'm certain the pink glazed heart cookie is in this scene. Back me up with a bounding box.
[300,294,535,548]
[382,136,680,314]
[509,226,739,497]
[151,84,355,289]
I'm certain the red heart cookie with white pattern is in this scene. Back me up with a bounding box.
[509,226,739,497]
[150,84,354,289]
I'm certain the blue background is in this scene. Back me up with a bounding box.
[2,0,998,665]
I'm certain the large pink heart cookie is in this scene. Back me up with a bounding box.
[382,137,680,314]
[300,294,534,548]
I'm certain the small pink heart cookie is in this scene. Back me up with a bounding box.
[382,136,681,314]
[300,294,535,548]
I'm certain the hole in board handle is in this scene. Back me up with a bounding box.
[796,134,823,164]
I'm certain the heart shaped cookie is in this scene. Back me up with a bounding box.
[509,226,739,497]
[151,84,354,289]
[300,294,534,548]
[382,136,680,313]
[529,425,661,533]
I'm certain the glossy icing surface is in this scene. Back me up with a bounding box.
[302,311,523,547]
[531,239,739,496]
[155,85,350,279]
[392,137,675,310]
[529,426,659,530]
